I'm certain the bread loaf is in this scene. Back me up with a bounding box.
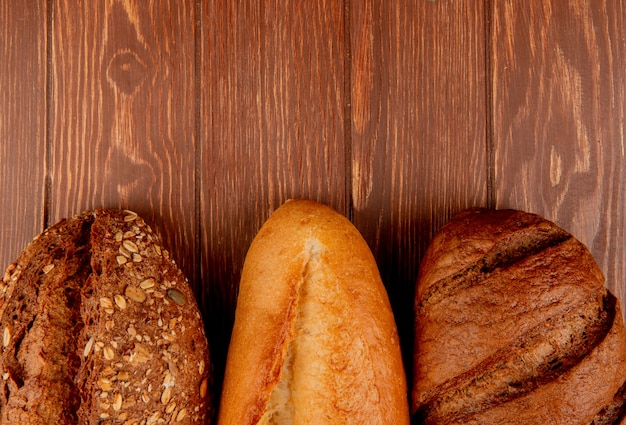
[217,199,410,424]
[412,208,626,424]
[0,209,213,424]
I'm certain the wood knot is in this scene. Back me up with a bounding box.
[106,50,148,95]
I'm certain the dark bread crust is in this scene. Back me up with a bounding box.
[0,210,212,424]
[591,380,626,425]
[413,208,626,425]
[0,213,93,423]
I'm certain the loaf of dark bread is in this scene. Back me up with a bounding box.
[412,208,626,425]
[0,209,212,424]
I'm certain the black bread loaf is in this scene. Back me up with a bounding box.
[0,209,213,424]
[413,208,626,425]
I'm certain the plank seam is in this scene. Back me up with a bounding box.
[44,0,54,229]
[344,0,354,220]
[485,0,495,209]
[195,0,203,298]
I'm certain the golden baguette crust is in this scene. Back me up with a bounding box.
[218,199,409,424]
[413,208,626,425]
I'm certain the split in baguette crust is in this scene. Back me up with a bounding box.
[218,199,410,425]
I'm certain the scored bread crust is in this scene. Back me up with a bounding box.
[217,199,409,424]
[412,208,626,425]
[0,209,212,424]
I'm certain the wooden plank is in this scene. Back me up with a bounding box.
[49,1,198,286]
[349,0,488,364]
[491,0,626,303]
[201,0,348,387]
[0,1,48,270]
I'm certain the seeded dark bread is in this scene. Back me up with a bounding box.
[412,208,626,425]
[0,209,212,424]
[217,199,410,424]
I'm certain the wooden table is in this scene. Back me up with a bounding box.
[1,0,624,412]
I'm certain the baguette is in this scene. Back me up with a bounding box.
[412,208,626,425]
[217,199,409,424]
[0,209,213,424]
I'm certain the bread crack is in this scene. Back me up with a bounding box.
[417,224,571,316]
[0,213,93,424]
[260,237,381,423]
[260,238,323,425]
[416,291,617,425]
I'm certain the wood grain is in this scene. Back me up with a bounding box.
[491,0,626,303]
[49,0,199,287]
[201,0,348,389]
[349,0,488,365]
[0,1,47,270]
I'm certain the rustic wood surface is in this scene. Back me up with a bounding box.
[349,0,489,376]
[1,0,624,419]
[0,0,47,268]
[492,0,625,302]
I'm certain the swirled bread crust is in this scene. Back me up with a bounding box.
[413,208,626,425]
